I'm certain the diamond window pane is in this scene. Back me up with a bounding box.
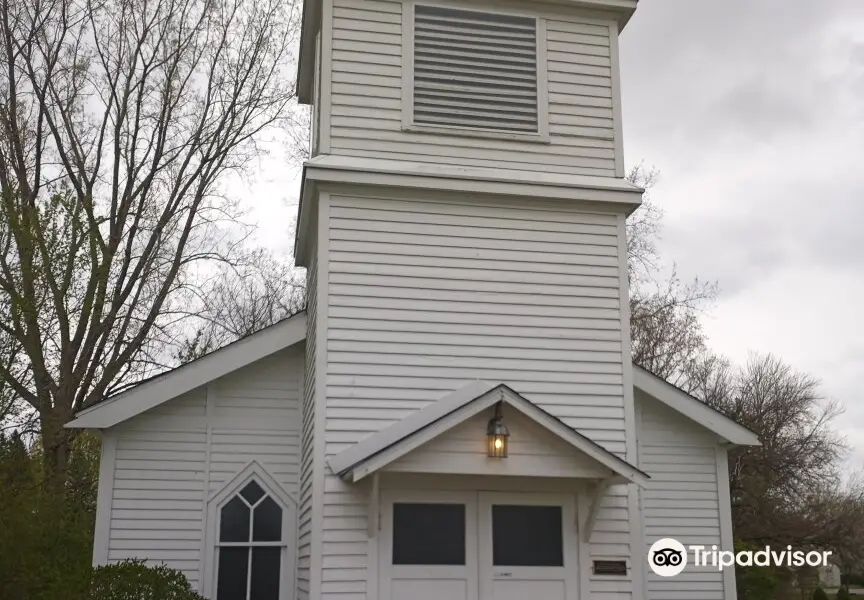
[250,547,282,600]
[492,505,563,566]
[216,547,249,600]
[393,503,466,565]
[240,480,266,505]
[253,496,283,542]
[220,496,251,543]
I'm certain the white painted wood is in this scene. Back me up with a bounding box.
[386,411,611,479]
[400,0,415,130]
[314,187,639,600]
[311,32,322,156]
[102,348,305,591]
[202,461,298,600]
[93,432,117,565]
[296,156,644,228]
[617,213,644,599]
[575,488,593,600]
[716,447,738,600]
[478,492,578,600]
[633,366,760,446]
[309,193,331,600]
[368,473,380,538]
[325,0,623,175]
[329,382,647,486]
[632,390,647,600]
[68,314,306,429]
[607,22,624,177]
[196,385,215,590]
[581,478,611,543]
[322,190,631,450]
[297,238,318,600]
[379,490,479,600]
[319,0,333,153]
[638,393,726,600]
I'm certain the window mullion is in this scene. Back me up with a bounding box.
[246,543,253,600]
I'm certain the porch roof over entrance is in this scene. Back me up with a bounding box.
[327,381,650,487]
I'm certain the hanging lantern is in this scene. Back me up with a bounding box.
[486,401,509,459]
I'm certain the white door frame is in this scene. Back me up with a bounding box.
[379,489,579,600]
[478,492,579,600]
[379,489,479,600]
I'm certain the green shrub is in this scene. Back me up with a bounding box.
[90,560,206,600]
[836,586,851,600]
[812,587,829,600]
[0,433,95,600]
[734,539,779,600]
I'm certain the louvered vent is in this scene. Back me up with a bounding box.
[413,5,539,133]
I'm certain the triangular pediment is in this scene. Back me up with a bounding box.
[327,381,648,486]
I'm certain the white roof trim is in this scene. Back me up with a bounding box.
[633,365,760,447]
[67,312,307,430]
[295,156,644,265]
[303,154,644,197]
[327,381,650,487]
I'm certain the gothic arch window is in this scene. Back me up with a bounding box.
[205,463,296,600]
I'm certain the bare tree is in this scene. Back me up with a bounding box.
[699,354,863,566]
[625,164,718,386]
[0,0,302,488]
[171,250,305,365]
[624,164,662,283]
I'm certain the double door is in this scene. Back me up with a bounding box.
[379,490,578,600]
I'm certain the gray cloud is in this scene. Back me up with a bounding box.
[619,0,864,470]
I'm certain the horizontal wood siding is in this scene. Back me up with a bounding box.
[589,483,633,600]
[326,193,626,451]
[107,348,304,590]
[109,390,208,585]
[318,191,629,598]
[298,252,318,600]
[328,0,617,176]
[386,409,609,478]
[638,392,725,600]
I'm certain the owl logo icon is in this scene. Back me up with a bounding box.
[648,538,688,577]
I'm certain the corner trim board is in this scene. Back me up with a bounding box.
[92,432,117,566]
[717,446,738,600]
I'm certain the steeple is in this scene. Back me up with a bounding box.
[295,0,639,183]
[294,1,643,598]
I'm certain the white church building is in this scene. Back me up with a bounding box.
[69,0,761,598]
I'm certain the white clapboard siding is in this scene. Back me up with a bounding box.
[638,392,726,600]
[298,251,318,600]
[327,0,618,175]
[325,193,626,451]
[106,348,304,590]
[317,191,629,598]
[386,409,610,478]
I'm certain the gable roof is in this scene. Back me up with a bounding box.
[66,310,759,450]
[66,312,307,429]
[633,365,760,447]
[327,381,650,486]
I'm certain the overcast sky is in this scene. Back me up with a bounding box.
[620,0,864,471]
[242,0,864,470]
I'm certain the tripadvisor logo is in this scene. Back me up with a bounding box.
[647,538,833,577]
[648,538,688,577]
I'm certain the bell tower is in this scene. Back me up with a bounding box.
[294,0,642,598]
